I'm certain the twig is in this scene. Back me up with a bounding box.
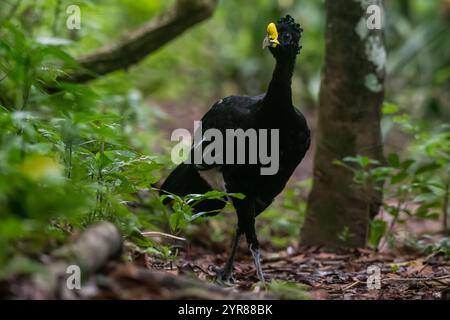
[178,263,210,275]
[379,197,404,251]
[342,280,361,291]
[384,275,450,282]
[141,231,186,241]
[388,251,440,274]
[417,251,440,274]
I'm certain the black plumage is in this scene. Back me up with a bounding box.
[161,15,310,284]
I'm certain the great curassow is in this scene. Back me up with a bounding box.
[161,15,310,284]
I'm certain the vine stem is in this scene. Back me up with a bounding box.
[379,191,405,251]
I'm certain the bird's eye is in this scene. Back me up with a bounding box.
[282,33,292,42]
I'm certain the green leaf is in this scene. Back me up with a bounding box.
[228,192,246,200]
[414,193,439,203]
[387,153,400,168]
[343,155,375,168]
[415,163,442,175]
[426,212,440,220]
[400,159,415,170]
[169,213,180,232]
[391,171,408,184]
[370,166,393,178]
[95,151,112,170]
[415,203,436,218]
[386,205,400,217]
[358,156,370,168]
[369,219,387,248]
[128,229,154,248]
[202,190,228,199]
[382,102,400,115]
[342,156,358,164]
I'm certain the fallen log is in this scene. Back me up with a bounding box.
[31,221,123,299]
[107,263,265,300]
[19,221,266,299]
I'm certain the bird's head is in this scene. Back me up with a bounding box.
[262,15,303,59]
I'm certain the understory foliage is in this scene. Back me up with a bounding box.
[0,22,162,271]
[0,21,251,276]
[336,104,450,252]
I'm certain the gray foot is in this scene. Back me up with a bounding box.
[212,265,236,286]
[249,246,265,285]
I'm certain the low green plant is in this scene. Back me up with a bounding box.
[335,105,449,249]
[159,190,245,233]
[265,280,310,300]
[0,22,171,275]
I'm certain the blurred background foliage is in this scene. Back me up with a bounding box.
[0,0,449,276]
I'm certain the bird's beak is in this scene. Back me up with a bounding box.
[262,36,271,49]
[262,36,280,49]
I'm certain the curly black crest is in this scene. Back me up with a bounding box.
[276,15,303,54]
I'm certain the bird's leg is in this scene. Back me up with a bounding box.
[213,226,242,285]
[237,198,265,284]
[249,243,265,285]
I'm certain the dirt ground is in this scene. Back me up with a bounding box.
[129,243,448,300]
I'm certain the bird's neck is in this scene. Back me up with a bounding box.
[263,56,296,108]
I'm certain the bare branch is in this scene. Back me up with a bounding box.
[63,0,217,84]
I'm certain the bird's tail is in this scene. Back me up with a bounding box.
[159,163,225,214]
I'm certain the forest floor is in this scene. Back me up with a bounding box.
[127,243,450,300]
[3,238,448,300]
[1,220,448,300]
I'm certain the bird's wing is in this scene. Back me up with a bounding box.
[189,95,263,171]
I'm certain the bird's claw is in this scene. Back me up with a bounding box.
[211,265,236,286]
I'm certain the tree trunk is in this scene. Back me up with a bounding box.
[301,0,386,248]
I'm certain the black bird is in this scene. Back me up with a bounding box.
[161,15,310,284]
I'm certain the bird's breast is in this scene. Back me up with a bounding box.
[198,167,227,192]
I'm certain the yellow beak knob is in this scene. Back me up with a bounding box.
[266,23,280,46]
